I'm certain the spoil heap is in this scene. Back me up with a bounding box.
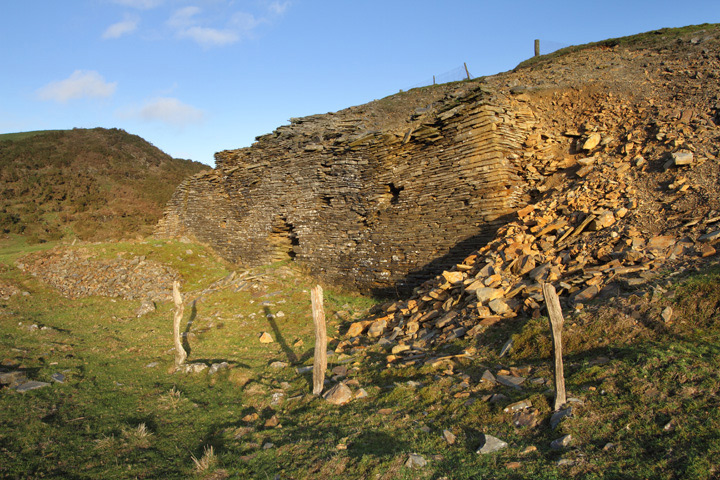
[339,25,720,359]
[18,248,179,302]
[158,25,720,297]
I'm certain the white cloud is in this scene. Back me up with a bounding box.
[231,12,261,33]
[37,70,117,103]
[167,6,201,29]
[102,16,139,39]
[168,6,264,47]
[179,26,239,47]
[122,97,205,126]
[268,1,290,15]
[111,0,163,9]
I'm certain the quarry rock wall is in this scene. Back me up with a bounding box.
[156,85,536,294]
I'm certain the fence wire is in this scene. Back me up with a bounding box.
[407,64,473,90]
[406,39,571,91]
[538,39,572,56]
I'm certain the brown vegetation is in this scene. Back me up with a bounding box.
[0,128,208,242]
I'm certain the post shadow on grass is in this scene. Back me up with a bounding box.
[263,306,301,364]
[182,300,196,359]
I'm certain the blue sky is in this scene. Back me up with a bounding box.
[1,1,717,166]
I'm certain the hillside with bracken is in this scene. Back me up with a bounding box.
[0,128,209,242]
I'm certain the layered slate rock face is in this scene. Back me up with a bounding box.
[157,85,535,293]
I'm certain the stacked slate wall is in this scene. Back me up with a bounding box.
[156,85,535,294]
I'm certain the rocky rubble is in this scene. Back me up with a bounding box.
[17,247,180,302]
[339,28,720,361]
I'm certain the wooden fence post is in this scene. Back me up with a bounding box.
[463,62,471,80]
[172,281,187,367]
[534,39,540,57]
[311,285,327,395]
[542,282,566,411]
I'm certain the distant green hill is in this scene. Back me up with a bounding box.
[0,128,209,242]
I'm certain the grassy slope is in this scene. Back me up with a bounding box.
[1,234,719,479]
[515,23,718,70]
[0,128,209,243]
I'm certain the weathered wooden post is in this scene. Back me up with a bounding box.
[172,280,187,367]
[534,39,540,57]
[542,282,566,411]
[463,62,471,80]
[311,285,327,395]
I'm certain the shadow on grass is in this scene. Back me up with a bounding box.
[264,306,315,366]
[182,300,196,358]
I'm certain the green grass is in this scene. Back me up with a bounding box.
[2,235,720,478]
[515,23,719,70]
[0,130,64,142]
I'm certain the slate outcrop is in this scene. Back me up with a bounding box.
[157,86,535,294]
[157,25,720,295]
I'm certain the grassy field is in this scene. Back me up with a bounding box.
[1,235,720,479]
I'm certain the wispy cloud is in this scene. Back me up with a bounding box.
[230,11,261,33]
[120,97,205,127]
[37,70,117,103]
[102,15,139,39]
[167,5,274,48]
[111,0,163,9]
[268,1,290,15]
[179,26,239,47]
[167,6,201,29]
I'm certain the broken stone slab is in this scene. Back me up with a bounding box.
[699,230,720,243]
[573,285,599,304]
[346,321,369,337]
[481,369,496,384]
[443,429,456,445]
[504,399,532,413]
[51,372,66,383]
[513,409,540,428]
[475,287,504,304]
[499,338,514,358]
[587,211,616,231]
[488,298,511,315]
[258,332,274,343]
[209,362,230,374]
[0,371,27,387]
[14,380,51,392]
[671,151,694,166]
[497,374,526,388]
[323,382,353,405]
[405,453,427,468]
[647,235,676,250]
[135,299,156,317]
[367,318,387,338]
[391,344,411,355]
[582,133,601,150]
[476,434,508,454]
[442,271,464,284]
[551,434,572,450]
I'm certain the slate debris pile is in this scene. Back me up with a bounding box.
[157,26,720,298]
[18,247,180,302]
[342,28,720,363]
